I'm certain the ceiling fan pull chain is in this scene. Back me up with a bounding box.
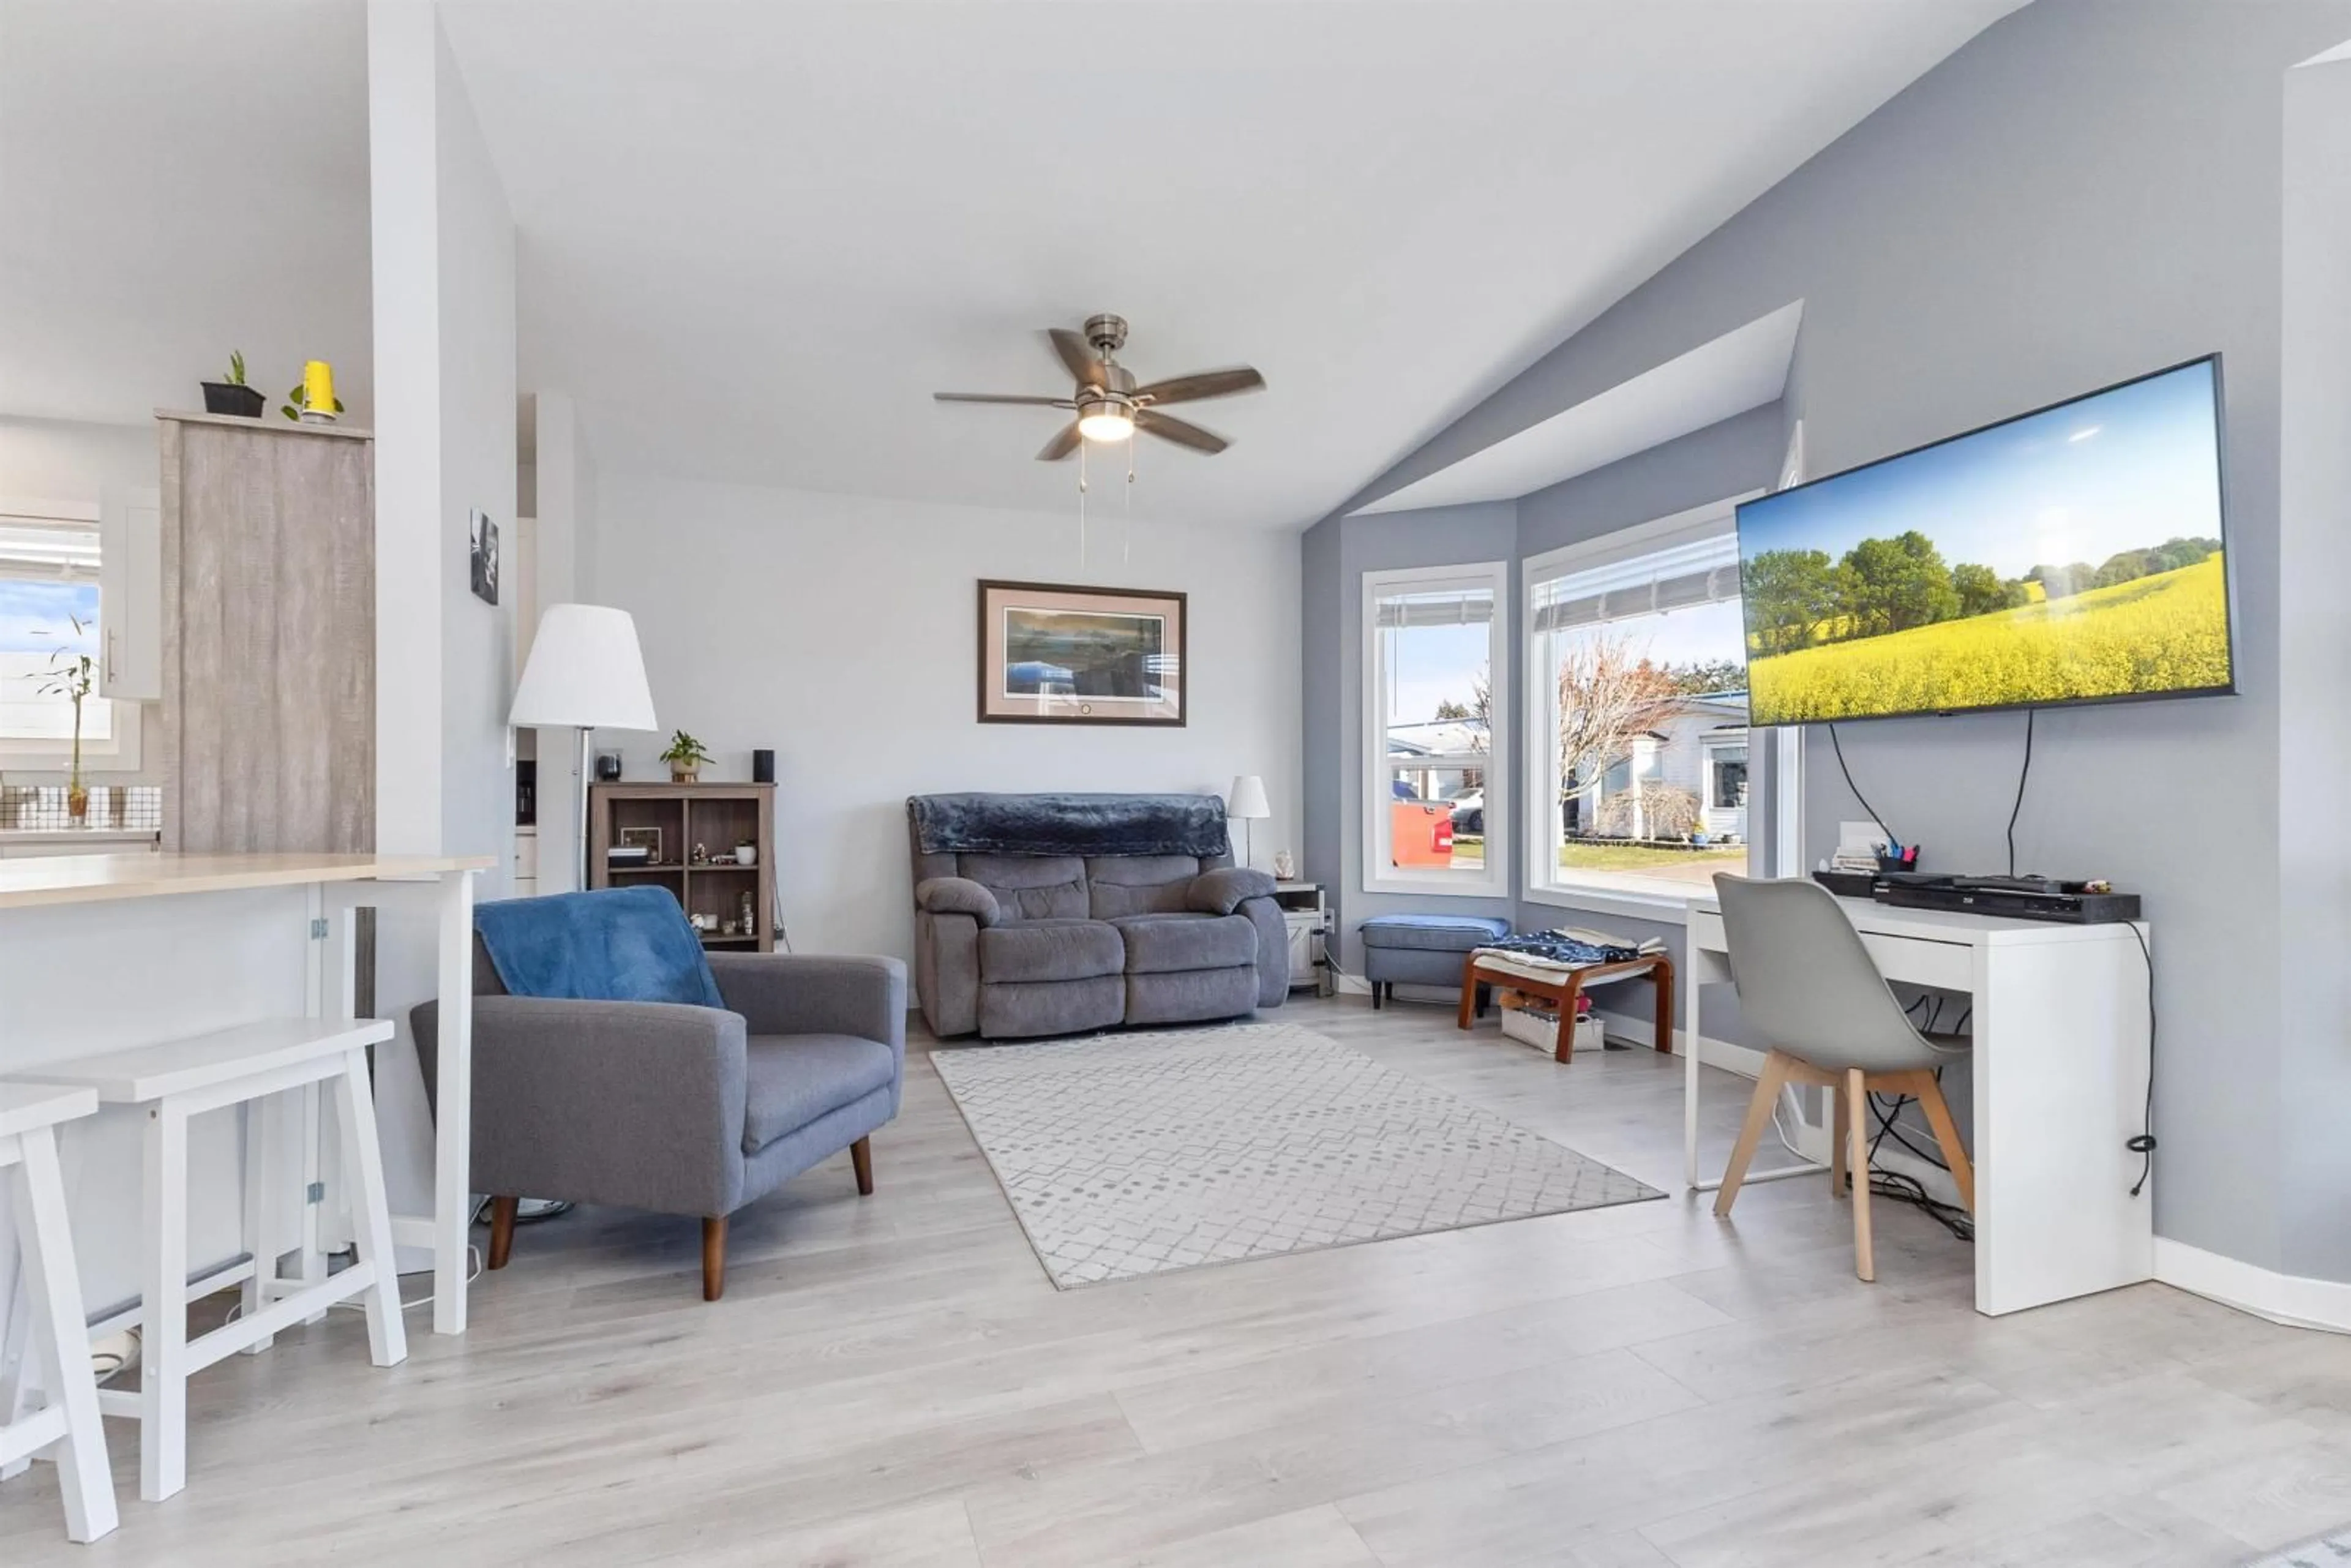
[1123,435,1136,565]
[1078,438,1090,567]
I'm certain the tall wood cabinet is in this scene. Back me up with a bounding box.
[588,783,777,951]
[156,410,375,853]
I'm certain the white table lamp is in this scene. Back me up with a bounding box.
[1228,775,1272,869]
[511,604,658,887]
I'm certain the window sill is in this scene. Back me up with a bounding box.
[1362,874,1508,901]
[1523,881,1704,926]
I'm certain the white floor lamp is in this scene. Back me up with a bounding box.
[510,604,658,890]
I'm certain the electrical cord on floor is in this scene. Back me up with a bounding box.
[1870,1169,1974,1242]
[2124,921,2158,1196]
[220,1243,486,1323]
[1858,1074,1973,1241]
[1828,723,1898,849]
[1868,1089,1949,1174]
[2006,707,2037,877]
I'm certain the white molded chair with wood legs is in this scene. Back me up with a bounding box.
[1709,874,1974,1281]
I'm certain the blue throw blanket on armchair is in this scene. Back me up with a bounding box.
[473,885,726,1008]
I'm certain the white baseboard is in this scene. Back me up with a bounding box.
[1591,1005,1760,1076]
[2154,1239,2351,1334]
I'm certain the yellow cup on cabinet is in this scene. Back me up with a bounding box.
[302,360,336,418]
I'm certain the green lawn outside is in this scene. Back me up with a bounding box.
[1558,841,1744,887]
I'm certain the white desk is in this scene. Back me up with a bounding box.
[1684,893,2154,1316]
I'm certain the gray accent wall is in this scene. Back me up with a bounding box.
[1303,500,1518,977]
[2279,56,2351,1283]
[1301,0,2351,1280]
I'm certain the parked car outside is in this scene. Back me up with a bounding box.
[1448,788,1483,835]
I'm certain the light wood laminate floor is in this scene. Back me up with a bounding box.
[6,995,2348,1566]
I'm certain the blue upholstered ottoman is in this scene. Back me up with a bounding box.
[1359,913,1513,1009]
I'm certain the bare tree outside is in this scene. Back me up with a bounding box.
[1554,632,1687,817]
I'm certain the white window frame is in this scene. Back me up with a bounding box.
[1361,560,1510,898]
[1522,495,1763,923]
[0,497,138,771]
[1771,423,1807,879]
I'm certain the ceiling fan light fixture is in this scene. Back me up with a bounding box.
[1076,399,1135,443]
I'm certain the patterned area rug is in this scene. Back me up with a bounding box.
[2248,1528,2351,1567]
[931,1022,1662,1288]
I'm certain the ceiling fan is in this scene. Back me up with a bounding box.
[935,313,1265,460]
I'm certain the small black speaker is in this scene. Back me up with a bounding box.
[752,749,776,784]
[595,751,623,782]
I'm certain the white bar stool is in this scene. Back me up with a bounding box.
[12,1016,405,1502]
[0,1082,117,1542]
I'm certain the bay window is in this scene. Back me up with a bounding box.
[1362,561,1509,896]
[1524,503,1761,906]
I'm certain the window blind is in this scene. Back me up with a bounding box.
[1529,529,1739,635]
[1373,587,1496,630]
[0,517,100,583]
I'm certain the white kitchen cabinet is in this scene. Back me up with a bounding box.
[97,484,162,702]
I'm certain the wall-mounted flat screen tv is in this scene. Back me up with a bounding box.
[1734,356,2233,726]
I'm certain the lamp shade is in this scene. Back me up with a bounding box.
[1228,775,1272,820]
[509,604,657,730]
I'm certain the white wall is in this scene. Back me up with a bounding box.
[0,415,152,498]
[366,0,517,1251]
[432,13,517,895]
[585,472,1302,961]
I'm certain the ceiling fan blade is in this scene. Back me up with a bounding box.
[1036,421,1083,461]
[1136,408,1229,454]
[1133,366,1264,405]
[934,392,1077,407]
[1048,328,1106,388]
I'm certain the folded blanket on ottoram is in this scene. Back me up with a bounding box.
[1476,926,1667,970]
[908,792,1231,859]
[473,885,725,1008]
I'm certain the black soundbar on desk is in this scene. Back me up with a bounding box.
[1812,870,2142,925]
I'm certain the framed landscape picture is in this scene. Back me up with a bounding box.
[977,580,1187,726]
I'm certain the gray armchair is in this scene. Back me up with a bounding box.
[414,949,906,1300]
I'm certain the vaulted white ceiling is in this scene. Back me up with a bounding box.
[440,0,2025,530]
[2,1,2025,533]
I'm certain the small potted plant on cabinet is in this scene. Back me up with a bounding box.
[660,730,712,785]
[201,351,266,418]
[38,617,96,823]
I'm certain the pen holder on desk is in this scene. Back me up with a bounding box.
[1878,850,1919,873]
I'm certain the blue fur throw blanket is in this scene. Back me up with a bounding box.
[909,792,1231,858]
[474,886,725,1008]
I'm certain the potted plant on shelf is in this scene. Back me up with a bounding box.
[38,617,96,823]
[660,730,712,784]
[201,351,266,418]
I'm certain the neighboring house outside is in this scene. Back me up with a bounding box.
[1572,692,1749,842]
[1383,718,1488,803]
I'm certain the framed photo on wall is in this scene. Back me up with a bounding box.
[977,579,1187,726]
[470,508,500,606]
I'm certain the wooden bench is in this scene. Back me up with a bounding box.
[1454,949,1675,1064]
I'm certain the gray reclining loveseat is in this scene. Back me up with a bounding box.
[908,792,1289,1038]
